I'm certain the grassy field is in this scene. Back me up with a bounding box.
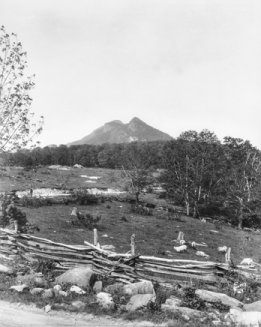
[1,165,261,265]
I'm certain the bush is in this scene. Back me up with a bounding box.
[0,193,40,233]
[73,190,99,205]
[130,204,153,216]
[19,196,50,208]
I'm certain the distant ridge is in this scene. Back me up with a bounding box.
[67,117,173,146]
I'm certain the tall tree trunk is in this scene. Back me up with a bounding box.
[185,192,190,216]
[193,200,199,218]
[135,191,140,203]
[185,201,190,216]
[238,199,244,229]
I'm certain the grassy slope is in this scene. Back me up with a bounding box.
[1,166,260,265]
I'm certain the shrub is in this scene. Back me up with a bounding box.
[0,193,40,233]
[19,196,50,208]
[73,189,99,205]
[130,204,153,216]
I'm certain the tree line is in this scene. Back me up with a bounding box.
[2,129,261,228]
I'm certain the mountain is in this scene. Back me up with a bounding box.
[67,117,173,146]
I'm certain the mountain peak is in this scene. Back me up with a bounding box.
[129,117,143,123]
[68,117,172,146]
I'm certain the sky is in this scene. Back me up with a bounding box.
[1,0,261,148]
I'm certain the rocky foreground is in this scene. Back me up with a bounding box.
[1,255,261,327]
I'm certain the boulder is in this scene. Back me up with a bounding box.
[161,296,182,311]
[123,281,155,296]
[176,307,202,319]
[56,267,97,288]
[10,284,29,292]
[71,301,86,309]
[16,274,45,287]
[226,308,261,327]
[30,288,44,295]
[42,288,54,299]
[0,264,14,274]
[45,304,52,313]
[70,285,86,294]
[195,289,243,309]
[93,281,102,294]
[96,292,114,310]
[126,294,155,311]
[105,283,124,294]
[244,301,261,312]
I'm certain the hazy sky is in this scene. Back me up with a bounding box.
[1,0,261,148]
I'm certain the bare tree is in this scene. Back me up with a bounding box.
[0,26,43,154]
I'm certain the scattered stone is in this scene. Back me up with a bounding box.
[42,288,54,299]
[70,285,86,294]
[195,289,243,309]
[58,290,68,297]
[30,288,44,295]
[123,281,155,295]
[97,292,114,309]
[53,284,62,291]
[105,283,124,294]
[175,307,202,319]
[56,267,97,288]
[45,304,52,313]
[161,296,182,311]
[72,300,86,309]
[0,264,14,274]
[10,284,29,292]
[16,274,45,287]
[93,281,102,294]
[126,294,155,311]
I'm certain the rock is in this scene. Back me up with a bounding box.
[105,283,124,294]
[176,307,202,319]
[123,281,155,296]
[0,264,14,274]
[45,304,52,313]
[10,284,29,292]
[97,292,114,309]
[244,300,261,312]
[72,301,86,309]
[42,288,54,299]
[70,285,86,294]
[30,288,44,295]
[53,285,62,291]
[226,308,261,327]
[56,267,97,288]
[195,289,243,309]
[126,294,155,311]
[93,281,102,294]
[16,274,45,287]
[58,290,68,297]
[161,296,182,311]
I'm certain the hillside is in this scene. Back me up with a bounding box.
[67,117,173,145]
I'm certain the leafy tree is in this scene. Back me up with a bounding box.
[161,130,223,217]
[0,26,43,154]
[222,137,261,229]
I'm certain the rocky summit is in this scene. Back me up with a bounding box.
[67,117,172,145]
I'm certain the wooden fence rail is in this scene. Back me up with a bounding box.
[0,228,260,285]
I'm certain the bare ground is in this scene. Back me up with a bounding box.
[0,300,158,327]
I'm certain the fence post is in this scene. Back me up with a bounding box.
[177,231,184,242]
[131,234,135,255]
[225,247,231,263]
[94,228,98,246]
[14,220,18,233]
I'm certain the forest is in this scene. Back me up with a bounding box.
[2,129,261,229]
